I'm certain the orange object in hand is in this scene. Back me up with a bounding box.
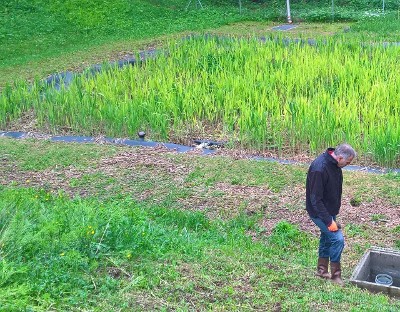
[328,221,339,232]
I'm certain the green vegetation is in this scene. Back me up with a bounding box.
[0,137,399,310]
[1,1,400,167]
[1,0,400,86]
[2,35,399,166]
[1,0,400,310]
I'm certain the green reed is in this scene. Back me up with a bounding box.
[0,35,399,166]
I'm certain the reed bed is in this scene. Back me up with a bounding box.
[1,35,399,166]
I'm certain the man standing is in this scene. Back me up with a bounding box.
[306,143,356,286]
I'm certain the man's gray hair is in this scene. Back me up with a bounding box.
[335,143,356,160]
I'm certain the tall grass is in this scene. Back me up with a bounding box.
[1,36,399,166]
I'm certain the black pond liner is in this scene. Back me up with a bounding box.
[44,48,159,90]
[250,155,400,174]
[51,135,94,143]
[0,131,215,155]
[1,131,399,173]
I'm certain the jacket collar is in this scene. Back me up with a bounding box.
[326,148,339,166]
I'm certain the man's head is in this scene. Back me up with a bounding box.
[333,143,356,168]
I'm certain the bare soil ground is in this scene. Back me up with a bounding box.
[1,141,398,256]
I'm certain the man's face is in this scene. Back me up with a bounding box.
[337,156,354,168]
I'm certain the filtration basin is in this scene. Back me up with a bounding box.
[350,247,400,297]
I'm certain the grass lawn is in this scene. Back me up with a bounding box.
[0,137,399,310]
[1,0,400,310]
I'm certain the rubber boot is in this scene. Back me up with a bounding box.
[330,262,345,286]
[316,258,331,279]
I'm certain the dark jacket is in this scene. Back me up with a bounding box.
[306,148,343,226]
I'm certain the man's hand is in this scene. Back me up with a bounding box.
[328,221,339,232]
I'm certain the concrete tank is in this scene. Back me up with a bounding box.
[350,247,400,297]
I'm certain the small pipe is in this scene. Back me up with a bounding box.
[137,131,146,141]
[286,0,292,24]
